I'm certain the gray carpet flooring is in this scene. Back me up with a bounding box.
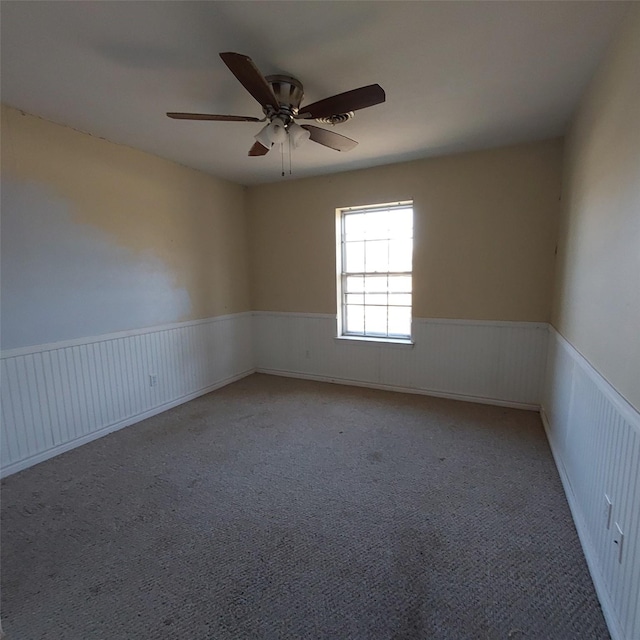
[2,374,609,639]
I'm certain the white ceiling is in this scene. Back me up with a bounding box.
[1,1,629,185]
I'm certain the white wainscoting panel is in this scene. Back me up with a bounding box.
[542,329,639,640]
[1,313,254,477]
[253,312,548,409]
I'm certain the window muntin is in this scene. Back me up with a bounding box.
[338,202,413,340]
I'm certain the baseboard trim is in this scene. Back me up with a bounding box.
[256,368,539,411]
[540,408,624,640]
[1,368,255,478]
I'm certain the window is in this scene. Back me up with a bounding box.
[337,201,413,341]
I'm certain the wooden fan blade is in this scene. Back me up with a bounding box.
[301,125,358,152]
[297,84,385,119]
[249,141,271,156]
[220,52,279,109]
[167,112,262,122]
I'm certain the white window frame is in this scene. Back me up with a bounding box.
[336,200,414,344]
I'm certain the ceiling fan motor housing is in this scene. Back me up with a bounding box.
[265,75,304,122]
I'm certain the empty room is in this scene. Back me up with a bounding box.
[1,2,638,639]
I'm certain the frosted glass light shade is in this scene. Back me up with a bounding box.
[288,122,311,148]
[268,118,287,144]
[254,124,273,149]
[255,117,290,147]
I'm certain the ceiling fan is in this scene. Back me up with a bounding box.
[167,52,385,156]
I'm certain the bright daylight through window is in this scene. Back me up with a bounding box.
[337,201,413,341]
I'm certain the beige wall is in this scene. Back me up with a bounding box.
[247,139,562,322]
[1,105,250,349]
[552,6,640,410]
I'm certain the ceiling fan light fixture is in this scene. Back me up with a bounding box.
[288,121,311,148]
[255,117,288,147]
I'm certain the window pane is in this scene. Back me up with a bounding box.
[344,213,365,240]
[345,275,364,293]
[364,275,388,293]
[345,293,364,305]
[388,293,412,307]
[345,305,364,333]
[388,275,412,293]
[388,306,411,337]
[388,239,413,271]
[364,211,390,240]
[345,241,364,272]
[364,240,389,272]
[364,306,387,335]
[388,209,413,239]
[365,293,387,306]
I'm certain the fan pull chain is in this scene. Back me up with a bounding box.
[281,142,285,177]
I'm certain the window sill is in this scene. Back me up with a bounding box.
[334,335,415,348]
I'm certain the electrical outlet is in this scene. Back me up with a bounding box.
[613,522,624,564]
[604,494,613,529]
[149,374,158,387]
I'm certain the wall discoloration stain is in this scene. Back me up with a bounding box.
[1,104,251,348]
[1,179,192,348]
